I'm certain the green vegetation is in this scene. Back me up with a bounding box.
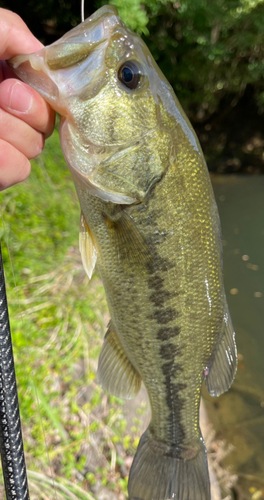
[0,127,148,499]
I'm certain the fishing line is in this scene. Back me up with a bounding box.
[0,210,59,500]
[81,0,85,23]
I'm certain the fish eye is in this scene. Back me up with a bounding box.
[118,61,141,90]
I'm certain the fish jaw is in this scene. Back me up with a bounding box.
[7,5,121,117]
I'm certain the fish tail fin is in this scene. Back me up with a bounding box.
[128,429,210,500]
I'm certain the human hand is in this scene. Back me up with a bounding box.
[0,9,55,190]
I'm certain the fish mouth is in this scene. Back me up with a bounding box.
[7,5,121,116]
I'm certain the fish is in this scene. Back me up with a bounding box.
[9,6,237,499]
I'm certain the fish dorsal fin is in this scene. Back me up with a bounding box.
[205,311,237,397]
[79,212,97,279]
[97,321,141,399]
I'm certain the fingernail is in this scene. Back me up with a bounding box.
[8,82,33,113]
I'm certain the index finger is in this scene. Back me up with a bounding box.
[0,8,43,60]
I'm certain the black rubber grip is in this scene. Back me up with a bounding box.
[0,242,30,500]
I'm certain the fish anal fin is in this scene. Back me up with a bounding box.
[79,212,97,279]
[205,311,237,397]
[97,322,141,399]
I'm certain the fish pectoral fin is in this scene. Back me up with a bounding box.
[97,321,141,399]
[79,212,97,279]
[205,311,237,397]
[104,208,151,266]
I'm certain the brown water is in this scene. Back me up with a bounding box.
[204,176,264,499]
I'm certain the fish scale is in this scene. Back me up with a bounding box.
[9,5,237,499]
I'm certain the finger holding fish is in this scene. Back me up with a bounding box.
[0,77,55,190]
[0,8,55,189]
[0,78,55,139]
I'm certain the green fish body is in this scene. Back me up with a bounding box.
[9,6,237,499]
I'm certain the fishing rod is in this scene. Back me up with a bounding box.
[0,239,30,500]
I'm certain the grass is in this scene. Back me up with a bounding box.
[0,124,148,499]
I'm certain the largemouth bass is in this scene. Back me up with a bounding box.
[9,6,237,499]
